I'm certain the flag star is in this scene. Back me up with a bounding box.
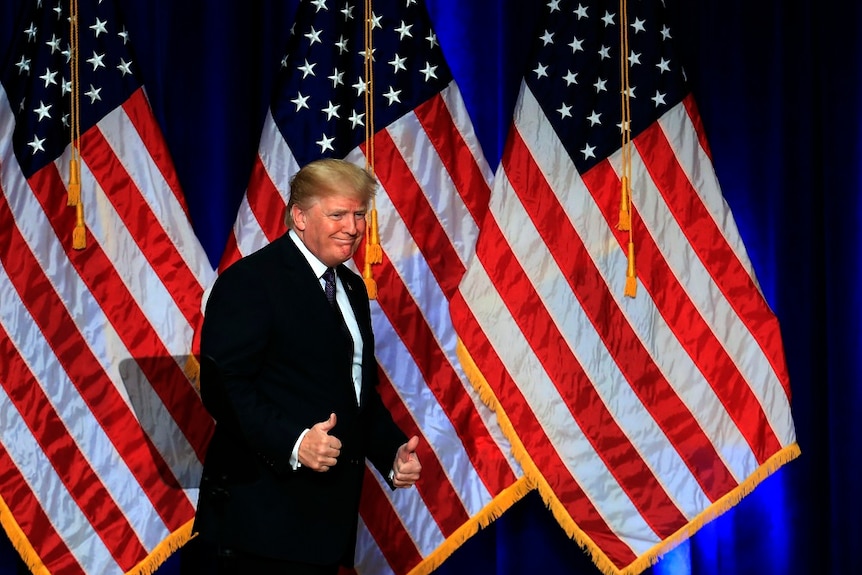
[598,45,611,60]
[39,68,58,87]
[352,76,366,95]
[328,68,344,87]
[574,4,588,19]
[340,4,354,20]
[53,4,63,18]
[425,31,438,49]
[625,86,636,98]
[652,91,667,107]
[61,47,71,62]
[291,92,309,111]
[90,17,108,37]
[322,100,340,120]
[298,59,316,78]
[46,34,61,53]
[87,51,106,70]
[348,109,364,128]
[587,110,601,125]
[594,77,607,92]
[557,103,572,119]
[33,101,52,121]
[117,58,133,75]
[420,62,438,81]
[85,84,102,103]
[569,36,583,53]
[395,21,413,40]
[24,23,38,41]
[628,51,641,66]
[15,55,31,74]
[540,30,554,46]
[335,35,348,54]
[304,26,323,45]
[548,0,562,11]
[28,135,46,154]
[534,62,549,79]
[563,70,578,85]
[581,143,596,159]
[656,58,671,73]
[661,25,672,40]
[389,54,407,73]
[311,0,327,12]
[118,28,129,44]
[316,133,335,153]
[631,18,646,33]
[602,11,615,26]
[370,12,383,30]
[62,113,70,127]
[359,47,376,61]
[383,86,402,105]
[61,78,71,95]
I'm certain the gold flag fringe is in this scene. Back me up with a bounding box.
[455,338,801,575]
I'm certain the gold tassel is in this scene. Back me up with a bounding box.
[72,202,86,249]
[617,176,630,231]
[363,259,378,300]
[624,240,637,297]
[67,157,81,206]
[183,354,201,392]
[366,208,382,264]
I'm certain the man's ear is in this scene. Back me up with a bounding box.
[291,204,306,231]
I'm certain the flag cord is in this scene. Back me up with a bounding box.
[362,0,382,298]
[619,0,636,297]
[68,0,86,249]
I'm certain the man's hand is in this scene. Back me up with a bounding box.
[298,413,342,472]
[391,435,421,488]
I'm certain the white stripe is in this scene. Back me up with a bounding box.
[354,518,396,575]
[98,101,214,288]
[517,86,761,485]
[0,388,119,575]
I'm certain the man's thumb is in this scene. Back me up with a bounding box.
[400,435,419,461]
[321,412,337,431]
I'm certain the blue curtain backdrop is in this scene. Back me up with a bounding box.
[1,0,858,573]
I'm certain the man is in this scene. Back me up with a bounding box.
[191,158,422,574]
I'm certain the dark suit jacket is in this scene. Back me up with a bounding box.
[193,232,407,566]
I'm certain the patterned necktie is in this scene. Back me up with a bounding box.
[322,267,336,307]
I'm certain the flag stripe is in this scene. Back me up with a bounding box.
[19,167,195,529]
[359,466,424,575]
[449,290,640,566]
[0,323,147,570]
[0,441,80,574]
[376,370,471,535]
[412,90,491,241]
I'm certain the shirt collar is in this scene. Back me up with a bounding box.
[288,229,329,279]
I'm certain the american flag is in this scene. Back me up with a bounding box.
[449,1,800,574]
[217,0,524,573]
[0,1,214,574]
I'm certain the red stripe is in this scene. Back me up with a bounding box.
[369,130,465,297]
[413,93,491,226]
[84,126,204,328]
[634,120,792,403]
[359,249,517,497]
[122,88,192,218]
[246,155,287,241]
[502,131,709,529]
[218,230,242,273]
[21,165,196,530]
[359,466,423,574]
[0,443,80,574]
[628,122,784,464]
[47,135,214,463]
[449,292,639,569]
[0,324,147,570]
[375,369,471,536]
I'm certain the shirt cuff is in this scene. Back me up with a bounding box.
[290,429,311,470]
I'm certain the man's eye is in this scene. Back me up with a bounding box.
[356,213,366,219]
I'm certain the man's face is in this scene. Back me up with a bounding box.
[292,193,367,268]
